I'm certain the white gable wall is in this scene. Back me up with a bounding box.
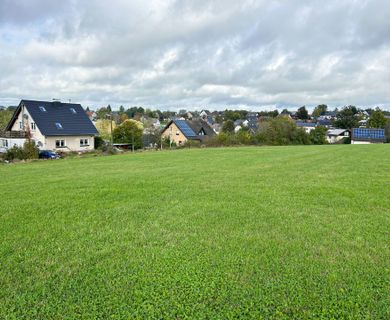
[10,105,46,148]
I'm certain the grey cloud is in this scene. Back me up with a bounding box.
[0,0,390,110]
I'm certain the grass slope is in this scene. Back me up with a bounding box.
[0,145,389,319]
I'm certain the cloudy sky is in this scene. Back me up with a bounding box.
[1,0,390,111]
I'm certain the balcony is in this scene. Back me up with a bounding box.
[0,131,29,138]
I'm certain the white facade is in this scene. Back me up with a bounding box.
[3,104,96,152]
[0,138,26,153]
[326,129,350,144]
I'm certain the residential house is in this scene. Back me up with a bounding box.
[326,129,350,144]
[318,111,337,121]
[200,110,211,120]
[212,123,222,134]
[234,119,245,133]
[1,100,98,152]
[351,128,386,144]
[358,119,368,128]
[161,119,216,145]
[86,110,97,121]
[296,121,316,133]
[186,112,194,120]
[246,112,258,122]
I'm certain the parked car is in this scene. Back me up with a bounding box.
[39,150,61,159]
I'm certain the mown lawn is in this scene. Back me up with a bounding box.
[0,145,389,319]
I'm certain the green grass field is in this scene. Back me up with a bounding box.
[0,145,389,319]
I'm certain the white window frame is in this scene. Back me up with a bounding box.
[55,123,63,129]
[55,140,65,148]
[31,122,36,130]
[39,106,46,112]
[70,108,77,114]
[80,138,89,147]
[19,121,23,129]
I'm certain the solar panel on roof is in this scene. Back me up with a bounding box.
[175,120,196,137]
[352,128,385,140]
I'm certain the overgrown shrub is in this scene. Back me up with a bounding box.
[23,140,39,159]
[4,140,39,161]
[94,136,105,149]
[99,143,118,155]
[5,145,24,161]
[255,117,311,145]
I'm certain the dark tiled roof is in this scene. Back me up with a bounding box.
[187,120,215,138]
[163,119,216,140]
[7,100,98,136]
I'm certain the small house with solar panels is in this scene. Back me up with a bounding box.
[161,119,216,145]
[0,99,98,152]
[351,128,386,144]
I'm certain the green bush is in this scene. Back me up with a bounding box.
[309,126,328,145]
[99,144,118,155]
[94,136,104,149]
[4,140,39,161]
[112,119,144,150]
[23,140,39,159]
[5,145,25,161]
[183,140,201,148]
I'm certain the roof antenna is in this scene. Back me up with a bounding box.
[52,98,61,102]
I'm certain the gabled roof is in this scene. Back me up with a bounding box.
[163,119,216,140]
[327,129,349,136]
[7,100,98,136]
[187,120,215,137]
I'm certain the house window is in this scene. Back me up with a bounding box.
[0,139,8,148]
[80,138,89,147]
[39,106,47,112]
[198,129,206,136]
[176,131,180,136]
[31,122,36,130]
[70,108,77,114]
[55,140,65,148]
[55,123,63,129]
[19,122,23,129]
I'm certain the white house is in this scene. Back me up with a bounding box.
[326,129,350,144]
[1,100,99,152]
[296,121,316,133]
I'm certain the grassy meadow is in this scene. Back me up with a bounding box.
[0,145,389,319]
